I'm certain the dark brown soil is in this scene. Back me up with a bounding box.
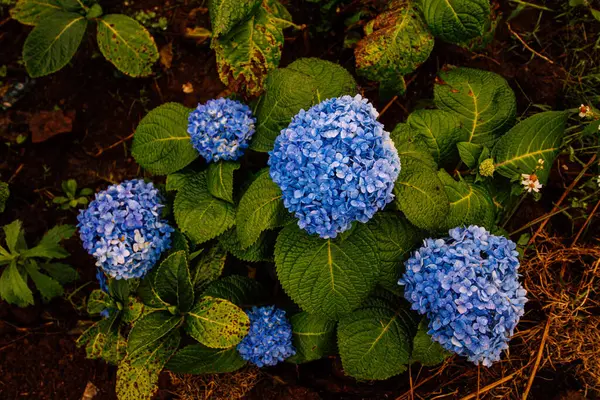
[0,0,597,399]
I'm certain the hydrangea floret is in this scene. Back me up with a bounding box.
[187,98,256,162]
[237,306,296,367]
[78,179,173,280]
[268,94,401,238]
[399,226,527,367]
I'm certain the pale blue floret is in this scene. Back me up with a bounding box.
[237,306,296,367]
[77,179,173,280]
[268,94,401,239]
[188,98,256,162]
[399,226,527,367]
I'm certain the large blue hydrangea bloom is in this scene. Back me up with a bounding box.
[188,98,256,162]
[399,226,527,367]
[268,94,400,238]
[237,306,296,367]
[78,179,173,280]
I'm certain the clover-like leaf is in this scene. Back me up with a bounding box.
[355,0,433,96]
[97,14,159,77]
[434,66,517,145]
[184,296,250,348]
[275,223,380,319]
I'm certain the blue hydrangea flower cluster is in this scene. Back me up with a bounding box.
[188,98,256,162]
[399,226,527,367]
[77,179,173,280]
[96,269,110,318]
[268,94,400,238]
[237,306,296,367]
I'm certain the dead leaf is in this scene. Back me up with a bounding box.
[182,82,194,94]
[29,110,74,143]
[81,381,98,400]
[159,43,173,69]
[184,27,212,45]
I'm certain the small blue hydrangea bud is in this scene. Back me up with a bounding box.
[96,269,110,318]
[77,179,174,280]
[237,306,296,367]
[399,226,527,367]
[187,98,256,162]
[268,94,400,239]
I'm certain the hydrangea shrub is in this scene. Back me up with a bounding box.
[81,57,572,399]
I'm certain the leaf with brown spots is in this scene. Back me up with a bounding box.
[355,0,433,96]
[184,296,250,348]
[212,0,294,96]
[96,14,159,77]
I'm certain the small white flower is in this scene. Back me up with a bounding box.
[579,104,593,118]
[537,158,544,165]
[521,174,542,193]
[133,229,149,252]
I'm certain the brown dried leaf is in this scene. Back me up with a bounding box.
[29,110,74,143]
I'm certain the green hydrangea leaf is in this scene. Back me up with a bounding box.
[219,228,275,262]
[493,111,569,184]
[137,267,170,308]
[250,59,357,152]
[390,123,438,169]
[96,14,159,77]
[406,109,469,167]
[117,330,180,400]
[355,0,433,96]
[236,169,290,249]
[166,344,246,374]
[78,313,125,364]
[287,312,337,364]
[207,161,240,204]
[0,181,9,213]
[434,66,517,145]
[11,0,63,26]
[132,103,198,175]
[337,306,416,380]
[154,251,194,312]
[275,223,380,319]
[203,275,265,307]
[127,311,183,356]
[393,157,449,232]
[437,170,495,231]
[87,290,113,315]
[166,168,197,192]
[209,0,261,37]
[184,296,250,348]
[286,58,358,102]
[366,213,422,290]
[213,0,293,97]
[174,171,236,245]
[0,262,34,307]
[121,297,144,324]
[418,0,490,44]
[23,11,87,77]
[190,245,227,289]
[457,142,484,169]
[411,318,451,366]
